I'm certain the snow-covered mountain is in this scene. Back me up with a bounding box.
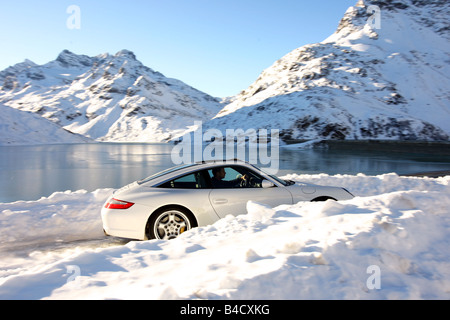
[1,0,449,145]
[0,102,89,145]
[204,0,450,142]
[0,50,222,143]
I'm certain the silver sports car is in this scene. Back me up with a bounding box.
[101,160,354,240]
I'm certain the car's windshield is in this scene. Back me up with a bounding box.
[269,174,291,186]
[249,164,290,186]
[137,163,198,185]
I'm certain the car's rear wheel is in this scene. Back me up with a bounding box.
[147,207,197,240]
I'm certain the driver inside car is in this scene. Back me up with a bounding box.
[211,167,249,188]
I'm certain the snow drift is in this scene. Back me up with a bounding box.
[0,173,449,300]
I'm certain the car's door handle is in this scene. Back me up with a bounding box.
[213,198,228,204]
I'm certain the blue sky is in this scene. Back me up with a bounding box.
[0,0,356,97]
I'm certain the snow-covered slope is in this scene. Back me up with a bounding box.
[0,102,89,145]
[0,50,222,143]
[205,0,450,141]
[0,173,449,299]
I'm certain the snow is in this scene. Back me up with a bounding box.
[0,50,222,144]
[0,103,89,146]
[202,0,450,142]
[2,2,449,146]
[1,173,449,300]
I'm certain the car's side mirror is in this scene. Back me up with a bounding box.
[261,180,275,188]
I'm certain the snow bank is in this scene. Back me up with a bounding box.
[0,189,113,246]
[284,172,450,197]
[0,174,449,300]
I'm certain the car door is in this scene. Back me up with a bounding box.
[207,166,293,218]
[157,171,219,225]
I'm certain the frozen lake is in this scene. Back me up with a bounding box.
[1,142,449,203]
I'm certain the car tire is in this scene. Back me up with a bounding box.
[146,206,197,240]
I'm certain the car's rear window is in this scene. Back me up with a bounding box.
[137,163,198,185]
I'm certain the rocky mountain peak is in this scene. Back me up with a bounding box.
[365,0,409,10]
[56,50,95,68]
[0,59,37,80]
[336,0,450,39]
[204,0,450,142]
[0,49,223,143]
[114,49,137,60]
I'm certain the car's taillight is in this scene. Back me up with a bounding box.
[105,198,135,209]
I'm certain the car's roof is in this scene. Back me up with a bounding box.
[194,159,249,166]
[138,159,264,186]
[193,159,259,172]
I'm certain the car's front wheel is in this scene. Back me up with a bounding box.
[147,207,197,240]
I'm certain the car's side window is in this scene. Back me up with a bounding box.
[208,166,263,189]
[158,171,209,189]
